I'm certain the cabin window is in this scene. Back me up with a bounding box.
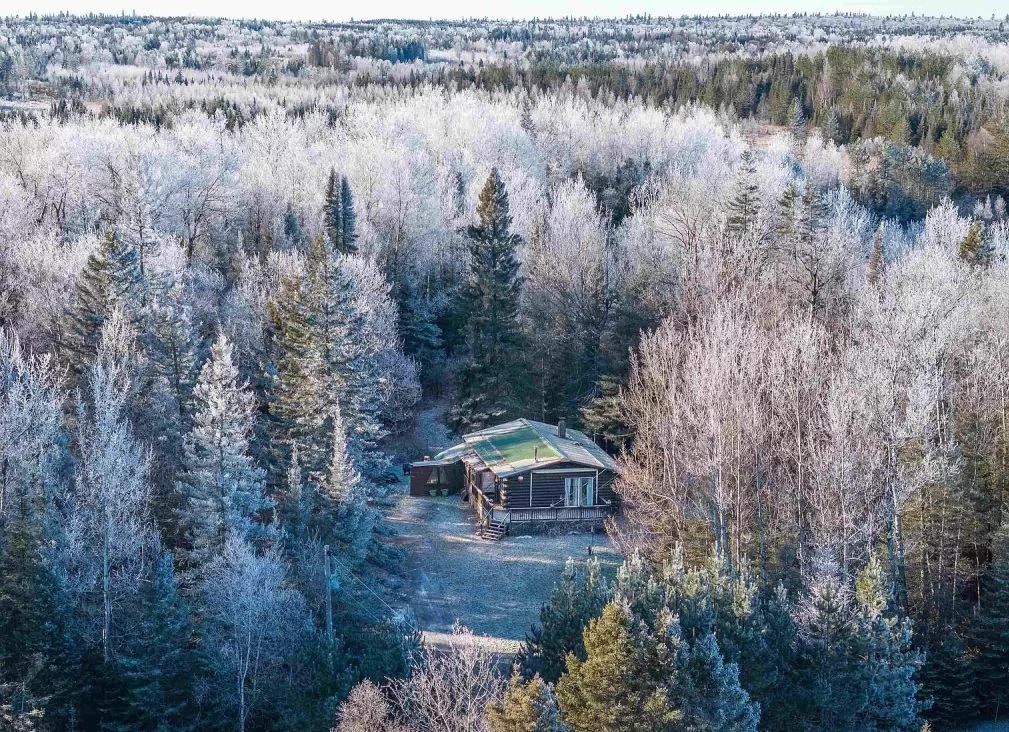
[426,467,442,485]
[564,476,595,507]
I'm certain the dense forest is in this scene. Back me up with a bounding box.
[3,10,1009,732]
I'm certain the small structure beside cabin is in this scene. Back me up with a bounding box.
[410,418,619,534]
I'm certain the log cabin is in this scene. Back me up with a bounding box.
[409,418,619,537]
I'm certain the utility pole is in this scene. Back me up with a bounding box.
[324,544,334,644]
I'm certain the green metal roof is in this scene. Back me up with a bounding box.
[428,419,620,477]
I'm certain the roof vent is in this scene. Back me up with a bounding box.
[558,418,567,440]
[534,446,539,462]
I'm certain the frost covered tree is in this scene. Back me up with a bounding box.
[200,537,309,732]
[177,332,271,572]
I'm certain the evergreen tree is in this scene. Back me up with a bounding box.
[324,169,343,251]
[920,631,978,730]
[679,633,760,732]
[487,670,567,732]
[867,226,886,286]
[556,601,681,732]
[519,558,611,683]
[117,553,197,732]
[340,176,358,254]
[959,221,991,267]
[450,168,524,432]
[65,230,145,373]
[324,404,361,507]
[0,519,71,726]
[726,150,762,241]
[324,170,358,254]
[267,274,329,482]
[177,333,272,571]
[973,519,1009,719]
[854,556,924,732]
[789,97,807,145]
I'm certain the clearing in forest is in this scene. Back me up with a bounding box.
[385,493,621,655]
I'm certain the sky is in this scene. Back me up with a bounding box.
[3,0,1002,22]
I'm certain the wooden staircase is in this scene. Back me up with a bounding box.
[479,519,508,541]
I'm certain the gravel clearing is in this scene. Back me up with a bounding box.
[385,493,621,656]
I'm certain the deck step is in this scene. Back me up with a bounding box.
[479,520,508,541]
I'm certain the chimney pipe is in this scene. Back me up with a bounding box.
[534,447,539,462]
[558,418,566,440]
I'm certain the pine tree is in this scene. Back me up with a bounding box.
[959,221,991,267]
[726,150,762,240]
[340,176,358,254]
[177,333,272,571]
[556,601,680,732]
[324,170,358,254]
[324,404,361,507]
[789,97,807,146]
[0,520,71,726]
[306,240,385,459]
[822,108,841,145]
[449,168,524,432]
[324,169,344,251]
[519,558,611,683]
[486,670,566,732]
[854,556,924,732]
[65,229,146,373]
[867,226,886,287]
[973,519,1009,720]
[267,274,328,480]
[679,633,759,732]
[117,553,197,732]
[920,631,978,730]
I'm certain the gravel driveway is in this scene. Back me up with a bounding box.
[385,493,621,655]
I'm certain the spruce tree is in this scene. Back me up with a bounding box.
[177,333,272,571]
[867,226,885,287]
[324,169,358,254]
[267,274,329,480]
[959,221,991,267]
[65,229,146,373]
[973,519,1009,719]
[726,150,762,240]
[519,558,611,683]
[324,169,343,251]
[117,553,197,732]
[486,670,566,732]
[450,168,524,432]
[556,601,680,732]
[340,176,358,254]
[324,404,361,507]
[920,631,978,730]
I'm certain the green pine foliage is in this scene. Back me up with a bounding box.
[487,670,566,732]
[556,601,683,732]
[972,520,1009,719]
[450,168,525,432]
[920,632,978,731]
[518,558,610,683]
[117,553,198,732]
[324,170,358,254]
[65,229,146,372]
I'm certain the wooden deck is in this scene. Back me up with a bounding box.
[493,505,611,522]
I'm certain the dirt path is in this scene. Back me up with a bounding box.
[385,494,621,656]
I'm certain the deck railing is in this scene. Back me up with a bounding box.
[501,505,611,523]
